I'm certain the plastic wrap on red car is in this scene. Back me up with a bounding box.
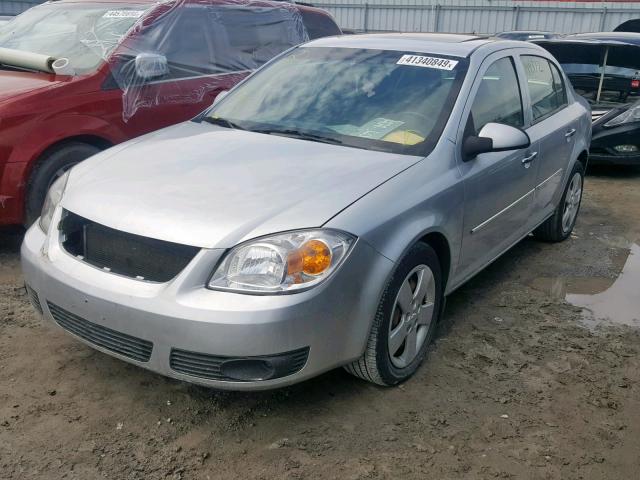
[103,0,311,121]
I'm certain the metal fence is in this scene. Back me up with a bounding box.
[314,1,640,34]
[2,0,640,34]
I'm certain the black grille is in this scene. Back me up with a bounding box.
[48,302,153,362]
[25,284,43,314]
[170,347,309,382]
[59,211,199,283]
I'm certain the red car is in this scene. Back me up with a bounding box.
[0,0,340,225]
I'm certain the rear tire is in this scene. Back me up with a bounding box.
[25,142,101,226]
[533,161,584,243]
[345,242,443,386]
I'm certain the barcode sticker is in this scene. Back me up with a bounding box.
[397,55,458,70]
[103,10,145,19]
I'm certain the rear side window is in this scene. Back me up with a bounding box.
[468,57,524,134]
[522,55,567,121]
[300,10,341,39]
[209,6,309,72]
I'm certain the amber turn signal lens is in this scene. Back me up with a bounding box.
[301,239,332,275]
[287,239,332,277]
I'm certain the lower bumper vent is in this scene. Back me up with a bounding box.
[170,347,309,382]
[25,284,43,314]
[47,302,153,362]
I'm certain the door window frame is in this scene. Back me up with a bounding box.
[517,54,569,125]
[455,51,530,162]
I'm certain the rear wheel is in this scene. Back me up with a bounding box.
[345,242,443,386]
[25,142,101,226]
[533,162,584,242]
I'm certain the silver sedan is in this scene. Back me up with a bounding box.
[22,33,591,390]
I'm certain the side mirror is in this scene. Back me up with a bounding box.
[462,122,530,161]
[135,53,168,80]
[213,90,229,105]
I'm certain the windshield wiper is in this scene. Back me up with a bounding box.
[250,128,344,146]
[202,116,245,130]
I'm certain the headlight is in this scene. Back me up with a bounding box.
[208,229,356,294]
[38,171,70,233]
[604,102,640,127]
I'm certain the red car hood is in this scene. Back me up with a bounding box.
[0,70,63,103]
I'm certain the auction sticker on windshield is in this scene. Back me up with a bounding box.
[103,10,145,18]
[397,55,458,70]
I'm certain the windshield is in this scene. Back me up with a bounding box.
[542,43,640,106]
[205,47,467,155]
[0,2,150,74]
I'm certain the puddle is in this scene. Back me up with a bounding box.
[530,244,640,329]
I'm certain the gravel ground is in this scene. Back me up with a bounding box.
[1,167,639,479]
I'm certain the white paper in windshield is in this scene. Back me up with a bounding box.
[330,118,405,140]
[103,10,146,19]
[397,55,458,71]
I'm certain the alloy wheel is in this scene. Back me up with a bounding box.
[388,264,436,368]
[562,172,582,233]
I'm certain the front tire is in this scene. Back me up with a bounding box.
[533,161,584,243]
[25,142,101,226]
[345,242,443,386]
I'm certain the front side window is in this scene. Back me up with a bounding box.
[117,4,309,80]
[468,57,524,134]
[205,47,468,156]
[0,2,149,74]
[522,55,567,121]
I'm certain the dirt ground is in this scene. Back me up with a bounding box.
[1,167,639,480]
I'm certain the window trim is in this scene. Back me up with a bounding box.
[521,54,569,126]
[464,54,526,139]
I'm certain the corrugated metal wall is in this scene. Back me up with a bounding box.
[2,0,640,34]
[315,1,640,34]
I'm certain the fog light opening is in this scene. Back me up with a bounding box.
[220,359,275,381]
[613,144,639,153]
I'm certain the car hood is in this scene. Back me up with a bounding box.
[63,121,422,248]
[0,70,63,104]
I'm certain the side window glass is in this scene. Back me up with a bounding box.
[468,57,524,135]
[118,6,309,81]
[209,8,308,72]
[300,11,342,39]
[161,10,215,79]
[550,61,568,107]
[119,7,215,80]
[522,55,566,121]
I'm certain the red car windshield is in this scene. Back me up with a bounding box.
[0,2,150,74]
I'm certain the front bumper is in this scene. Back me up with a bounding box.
[588,151,640,166]
[590,122,640,166]
[21,224,393,390]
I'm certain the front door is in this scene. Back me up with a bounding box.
[456,54,539,282]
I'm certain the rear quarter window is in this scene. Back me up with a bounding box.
[299,10,341,39]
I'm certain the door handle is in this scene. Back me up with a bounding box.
[522,151,538,167]
[565,128,576,138]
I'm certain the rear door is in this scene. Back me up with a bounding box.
[457,53,539,281]
[517,54,578,225]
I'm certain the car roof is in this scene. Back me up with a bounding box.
[48,0,328,14]
[306,33,503,57]
[498,30,552,35]
[537,31,640,47]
